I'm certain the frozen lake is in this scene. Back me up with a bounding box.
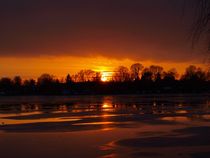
[0,94,210,158]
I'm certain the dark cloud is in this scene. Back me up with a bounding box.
[0,0,201,62]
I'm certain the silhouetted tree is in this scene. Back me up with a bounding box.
[163,68,178,82]
[191,0,210,49]
[149,65,164,81]
[13,76,22,86]
[23,79,36,87]
[181,65,206,81]
[206,68,210,80]
[113,66,130,82]
[93,72,102,82]
[37,74,62,94]
[196,67,207,80]
[23,79,36,94]
[84,70,96,82]
[77,70,87,82]
[72,70,96,82]
[12,76,23,93]
[2,63,210,95]
[130,63,144,81]
[0,77,13,93]
[66,74,72,84]
[37,74,55,86]
[141,68,153,81]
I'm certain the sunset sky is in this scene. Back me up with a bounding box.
[0,0,206,79]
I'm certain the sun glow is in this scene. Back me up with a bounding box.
[101,73,108,82]
[101,71,113,82]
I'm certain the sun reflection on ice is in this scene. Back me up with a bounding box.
[102,103,112,109]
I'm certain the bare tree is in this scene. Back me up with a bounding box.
[163,68,178,81]
[181,65,206,81]
[65,74,72,84]
[149,65,164,81]
[72,69,97,82]
[141,68,153,81]
[13,76,22,86]
[191,0,210,50]
[113,66,130,82]
[37,74,55,86]
[130,63,144,81]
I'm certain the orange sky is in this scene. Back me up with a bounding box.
[0,0,208,79]
[0,56,206,79]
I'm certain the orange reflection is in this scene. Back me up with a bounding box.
[102,104,111,109]
[102,96,113,110]
[102,103,113,112]
[53,105,68,113]
[161,116,190,122]
[176,110,187,114]
[203,114,210,119]
[73,122,115,125]
[0,117,81,125]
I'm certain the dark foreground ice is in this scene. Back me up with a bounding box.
[0,94,210,158]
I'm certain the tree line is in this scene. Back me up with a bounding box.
[0,63,210,95]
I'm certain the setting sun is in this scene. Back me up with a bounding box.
[101,72,108,82]
[101,71,113,82]
[1,1,210,158]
